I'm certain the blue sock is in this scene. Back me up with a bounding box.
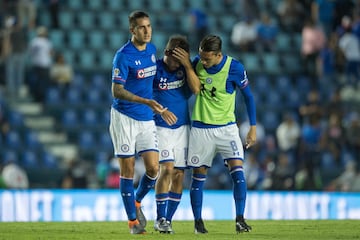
[120,177,136,220]
[230,166,246,217]
[155,193,168,220]
[135,174,157,203]
[190,173,206,220]
[166,191,182,222]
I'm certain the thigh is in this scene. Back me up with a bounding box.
[188,127,216,168]
[216,125,244,164]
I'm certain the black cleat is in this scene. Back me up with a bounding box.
[194,219,208,234]
[236,218,252,233]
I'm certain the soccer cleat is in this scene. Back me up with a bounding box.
[154,217,174,234]
[135,201,147,228]
[236,218,252,233]
[194,219,208,234]
[128,220,146,234]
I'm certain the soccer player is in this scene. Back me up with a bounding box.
[152,35,194,234]
[109,11,177,234]
[182,35,257,234]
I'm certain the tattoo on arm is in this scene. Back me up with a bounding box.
[112,83,135,101]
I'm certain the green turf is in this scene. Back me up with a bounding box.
[0,220,358,240]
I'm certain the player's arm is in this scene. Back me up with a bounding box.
[172,47,201,94]
[112,82,165,114]
[240,85,257,149]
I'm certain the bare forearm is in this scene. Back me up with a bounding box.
[112,83,148,104]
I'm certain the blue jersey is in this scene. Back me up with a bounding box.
[111,40,157,121]
[153,59,192,129]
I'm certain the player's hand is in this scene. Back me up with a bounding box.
[245,126,257,149]
[147,99,166,114]
[172,47,192,68]
[160,110,178,126]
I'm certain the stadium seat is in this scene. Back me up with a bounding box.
[275,32,291,52]
[8,111,24,128]
[22,150,39,168]
[262,111,280,133]
[275,75,293,95]
[2,150,18,164]
[262,53,281,75]
[62,109,79,129]
[59,11,75,29]
[126,0,145,11]
[88,0,103,10]
[49,29,66,51]
[97,49,114,70]
[65,88,82,104]
[281,53,302,75]
[78,131,97,151]
[241,54,260,74]
[42,152,58,169]
[99,131,113,151]
[98,13,116,30]
[77,11,96,30]
[108,32,127,50]
[253,75,271,95]
[207,0,226,14]
[218,15,237,34]
[24,131,42,150]
[107,0,122,10]
[66,0,83,10]
[45,87,62,105]
[78,51,97,70]
[147,0,166,12]
[5,130,23,150]
[88,30,106,50]
[168,0,185,12]
[152,32,168,54]
[82,109,98,126]
[187,0,206,9]
[68,30,87,50]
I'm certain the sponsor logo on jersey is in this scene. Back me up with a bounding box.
[158,79,185,90]
[137,65,156,79]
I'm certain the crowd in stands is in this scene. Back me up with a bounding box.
[0,0,360,192]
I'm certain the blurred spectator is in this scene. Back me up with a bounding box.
[311,0,335,37]
[243,152,264,190]
[27,26,53,102]
[61,158,89,189]
[1,15,28,101]
[296,114,325,190]
[0,104,10,141]
[188,8,208,51]
[301,19,326,81]
[1,160,29,189]
[231,16,258,52]
[326,160,357,191]
[271,153,295,190]
[16,0,37,30]
[323,113,345,166]
[50,52,73,90]
[276,112,300,163]
[46,0,60,29]
[256,12,278,52]
[276,0,306,33]
[338,16,360,88]
[317,32,337,82]
[344,111,360,167]
[299,89,324,124]
[236,0,260,20]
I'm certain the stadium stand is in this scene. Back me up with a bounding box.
[1,0,358,191]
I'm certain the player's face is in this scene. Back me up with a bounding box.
[131,17,152,44]
[198,50,222,68]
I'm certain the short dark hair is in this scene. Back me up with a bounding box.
[199,35,222,53]
[166,35,190,53]
[128,11,149,29]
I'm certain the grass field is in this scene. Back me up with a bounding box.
[0,220,359,240]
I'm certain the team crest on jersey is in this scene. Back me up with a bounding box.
[176,70,184,79]
[114,68,120,77]
[190,156,200,164]
[161,150,170,158]
[151,54,156,63]
[121,144,129,152]
[206,77,212,84]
